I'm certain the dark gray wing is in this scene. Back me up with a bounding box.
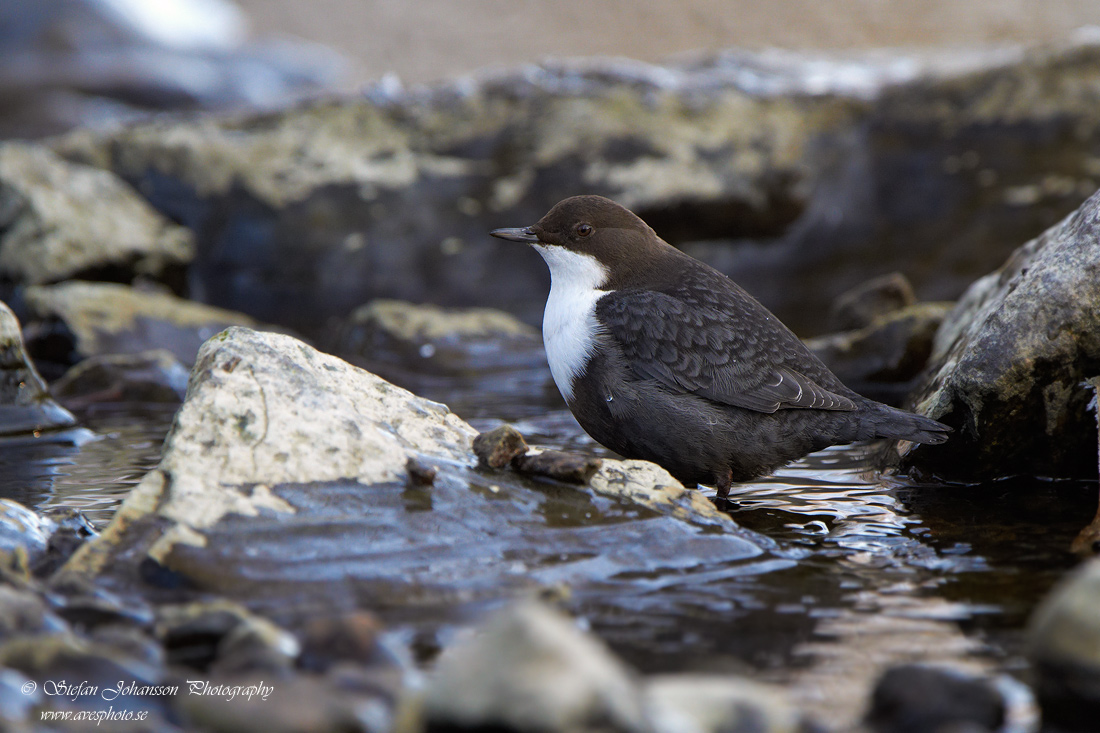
[596,289,856,414]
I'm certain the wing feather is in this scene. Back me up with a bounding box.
[596,287,857,414]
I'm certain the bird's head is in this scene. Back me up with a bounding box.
[490,195,673,289]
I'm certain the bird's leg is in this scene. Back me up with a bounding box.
[716,468,733,499]
[711,468,735,512]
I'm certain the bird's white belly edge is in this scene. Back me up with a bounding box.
[534,245,610,403]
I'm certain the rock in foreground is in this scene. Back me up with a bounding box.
[1029,558,1100,731]
[416,601,648,733]
[408,600,816,733]
[900,188,1100,481]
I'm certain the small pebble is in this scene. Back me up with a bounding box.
[512,451,602,485]
[473,425,528,469]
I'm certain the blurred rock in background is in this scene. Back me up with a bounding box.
[0,0,345,140]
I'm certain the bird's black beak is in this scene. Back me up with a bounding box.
[489,226,539,243]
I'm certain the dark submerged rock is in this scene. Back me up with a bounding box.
[899,188,1100,481]
[864,664,1005,733]
[827,272,917,332]
[807,302,952,406]
[50,349,190,406]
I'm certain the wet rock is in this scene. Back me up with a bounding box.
[52,41,1100,338]
[405,457,439,487]
[338,299,543,373]
[0,498,55,559]
[645,674,819,733]
[0,143,194,288]
[864,665,1005,733]
[589,460,738,531]
[415,600,649,733]
[156,600,299,674]
[49,580,154,633]
[50,349,190,406]
[513,450,603,484]
[88,625,165,670]
[0,300,77,435]
[30,507,97,577]
[899,188,1100,481]
[807,302,952,405]
[0,585,67,640]
[22,281,262,371]
[1028,558,1100,730]
[473,424,530,469]
[827,272,917,332]
[0,632,162,692]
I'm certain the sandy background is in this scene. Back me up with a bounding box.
[236,0,1100,87]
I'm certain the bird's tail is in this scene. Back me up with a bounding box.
[862,402,952,445]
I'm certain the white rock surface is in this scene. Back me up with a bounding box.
[418,601,649,733]
[63,327,478,573]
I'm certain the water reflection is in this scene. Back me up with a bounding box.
[0,404,174,527]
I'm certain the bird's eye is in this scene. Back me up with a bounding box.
[576,223,593,237]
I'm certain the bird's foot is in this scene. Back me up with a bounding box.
[711,469,736,512]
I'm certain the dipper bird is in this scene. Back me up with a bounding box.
[490,195,950,497]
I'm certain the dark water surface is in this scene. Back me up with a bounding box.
[3,367,1092,729]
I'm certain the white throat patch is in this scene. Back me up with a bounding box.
[533,245,609,403]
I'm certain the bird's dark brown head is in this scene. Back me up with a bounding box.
[490,195,681,287]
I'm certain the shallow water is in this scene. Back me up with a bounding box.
[4,365,1094,729]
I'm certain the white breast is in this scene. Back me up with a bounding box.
[533,245,609,403]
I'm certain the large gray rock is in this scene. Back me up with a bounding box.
[338,298,545,375]
[899,188,1100,481]
[0,300,76,435]
[52,41,1100,339]
[0,143,194,289]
